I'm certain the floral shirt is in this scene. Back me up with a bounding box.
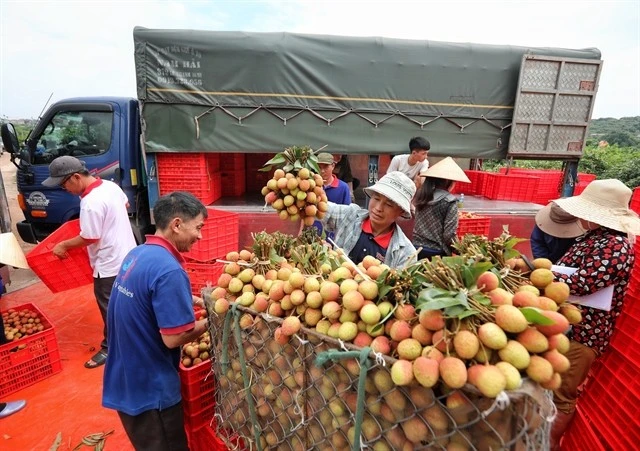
[555,227,635,355]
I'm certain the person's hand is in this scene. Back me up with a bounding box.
[192,295,205,308]
[52,243,69,259]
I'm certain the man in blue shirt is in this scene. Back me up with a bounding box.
[531,201,582,263]
[312,152,351,238]
[102,192,208,450]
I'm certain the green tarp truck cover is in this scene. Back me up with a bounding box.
[133,27,600,158]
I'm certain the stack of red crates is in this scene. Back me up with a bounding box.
[482,173,540,202]
[450,170,487,195]
[457,214,491,238]
[221,153,246,197]
[184,207,239,296]
[499,168,563,205]
[157,153,222,204]
[563,240,640,449]
[0,303,62,397]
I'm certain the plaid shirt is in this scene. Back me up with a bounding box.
[413,190,458,255]
[322,203,417,268]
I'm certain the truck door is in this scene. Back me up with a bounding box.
[508,54,602,158]
[17,103,121,242]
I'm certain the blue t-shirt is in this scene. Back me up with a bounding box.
[530,225,577,264]
[313,177,351,238]
[102,237,195,416]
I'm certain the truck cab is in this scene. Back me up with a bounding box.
[3,97,152,244]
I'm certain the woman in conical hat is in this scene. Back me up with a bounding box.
[412,157,471,260]
[547,179,640,449]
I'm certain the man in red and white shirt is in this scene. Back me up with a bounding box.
[44,156,136,369]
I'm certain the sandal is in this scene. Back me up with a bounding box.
[85,350,108,369]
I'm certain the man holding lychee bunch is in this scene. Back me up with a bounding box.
[321,171,417,268]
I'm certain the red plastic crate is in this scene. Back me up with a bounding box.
[609,321,640,368]
[220,153,245,172]
[457,215,491,238]
[221,171,245,197]
[180,359,216,430]
[577,172,597,183]
[482,174,539,202]
[573,180,592,195]
[578,348,640,450]
[183,208,239,262]
[189,422,245,451]
[157,153,221,176]
[0,303,62,397]
[26,219,93,293]
[450,170,486,195]
[560,406,605,451]
[159,172,222,205]
[185,261,225,296]
[630,187,640,215]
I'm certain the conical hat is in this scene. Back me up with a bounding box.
[419,157,471,183]
[0,232,29,269]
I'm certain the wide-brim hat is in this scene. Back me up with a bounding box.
[0,232,29,269]
[553,179,640,236]
[535,202,583,238]
[364,171,416,219]
[419,157,471,183]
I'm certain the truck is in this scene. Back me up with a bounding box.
[1,27,602,247]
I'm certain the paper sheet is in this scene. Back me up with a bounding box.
[551,265,614,311]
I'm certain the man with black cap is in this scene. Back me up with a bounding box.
[43,156,136,369]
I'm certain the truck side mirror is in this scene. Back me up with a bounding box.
[1,123,19,155]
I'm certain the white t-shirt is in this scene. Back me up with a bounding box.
[80,179,137,278]
[387,154,429,181]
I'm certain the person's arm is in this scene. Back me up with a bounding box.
[555,236,631,296]
[161,318,209,349]
[53,235,98,259]
[529,225,548,260]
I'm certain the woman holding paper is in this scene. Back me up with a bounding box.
[542,179,640,450]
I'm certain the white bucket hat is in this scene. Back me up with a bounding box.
[419,157,471,183]
[553,179,640,240]
[364,171,416,219]
[0,232,29,269]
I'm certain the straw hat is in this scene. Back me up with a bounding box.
[535,202,583,238]
[364,171,416,219]
[0,232,29,269]
[419,157,471,183]
[553,179,640,237]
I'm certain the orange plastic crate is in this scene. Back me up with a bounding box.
[483,173,539,202]
[457,216,491,238]
[26,219,93,293]
[183,208,239,262]
[561,406,605,451]
[185,261,225,296]
[0,303,62,397]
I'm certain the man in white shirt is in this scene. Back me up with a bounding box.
[387,136,430,189]
[43,156,137,369]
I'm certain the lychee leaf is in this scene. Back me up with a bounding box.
[264,154,286,167]
[520,307,555,325]
[418,297,460,310]
[454,291,469,308]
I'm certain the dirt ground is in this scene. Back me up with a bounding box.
[1,151,39,292]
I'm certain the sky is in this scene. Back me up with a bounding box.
[1,0,638,120]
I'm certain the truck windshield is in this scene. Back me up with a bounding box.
[33,111,113,165]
